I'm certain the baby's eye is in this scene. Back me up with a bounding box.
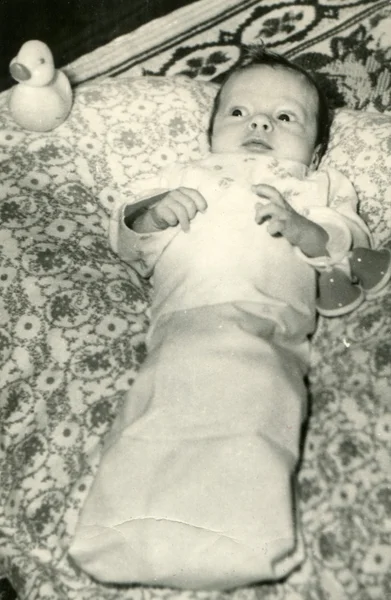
[278,113,291,122]
[231,108,243,117]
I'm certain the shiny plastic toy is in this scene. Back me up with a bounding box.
[8,40,72,132]
[300,211,391,317]
[316,246,391,317]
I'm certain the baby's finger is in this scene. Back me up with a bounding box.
[169,190,201,222]
[160,199,192,231]
[252,184,285,207]
[151,205,180,229]
[179,187,208,213]
[255,202,283,224]
[174,201,192,231]
[267,217,286,237]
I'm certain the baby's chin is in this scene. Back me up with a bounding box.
[212,144,273,155]
[211,144,312,167]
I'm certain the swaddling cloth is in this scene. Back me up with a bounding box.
[69,303,307,590]
[69,153,371,588]
[69,155,337,589]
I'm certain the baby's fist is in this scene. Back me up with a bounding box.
[150,187,207,231]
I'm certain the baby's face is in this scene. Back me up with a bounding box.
[211,65,320,167]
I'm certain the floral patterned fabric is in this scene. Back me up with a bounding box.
[0,73,390,600]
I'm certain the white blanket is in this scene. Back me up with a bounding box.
[69,155,369,589]
[70,303,308,589]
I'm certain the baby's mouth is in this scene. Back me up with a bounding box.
[242,138,272,152]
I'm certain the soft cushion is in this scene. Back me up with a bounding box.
[321,108,391,246]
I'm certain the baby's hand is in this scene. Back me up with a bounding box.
[253,183,328,257]
[253,184,305,243]
[149,187,207,232]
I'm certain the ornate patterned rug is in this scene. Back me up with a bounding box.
[66,0,391,112]
[0,1,390,599]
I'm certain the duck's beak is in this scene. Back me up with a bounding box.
[9,62,31,82]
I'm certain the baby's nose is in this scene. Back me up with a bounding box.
[249,114,272,131]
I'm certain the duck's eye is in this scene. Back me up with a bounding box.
[39,58,46,64]
[278,113,291,122]
[231,108,243,117]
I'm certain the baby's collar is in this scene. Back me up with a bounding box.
[206,152,310,179]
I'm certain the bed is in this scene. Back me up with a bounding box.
[0,1,390,599]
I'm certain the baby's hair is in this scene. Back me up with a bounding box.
[208,45,331,161]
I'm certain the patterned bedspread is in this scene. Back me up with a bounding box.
[0,1,390,599]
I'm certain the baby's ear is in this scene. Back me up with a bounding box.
[309,145,322,170]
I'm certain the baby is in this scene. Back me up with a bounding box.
[69,49,370,590]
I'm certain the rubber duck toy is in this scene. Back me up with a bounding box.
[8,40,72,132]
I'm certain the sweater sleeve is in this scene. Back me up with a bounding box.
[323,167,371,248]
[295,168,372,268]
[108,173,180,278]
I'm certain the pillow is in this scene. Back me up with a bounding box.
[72,79,391,250]
[66,76,218,203]
[321,109,391,247]
[0,76,390,600]
[73,78,388,249]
